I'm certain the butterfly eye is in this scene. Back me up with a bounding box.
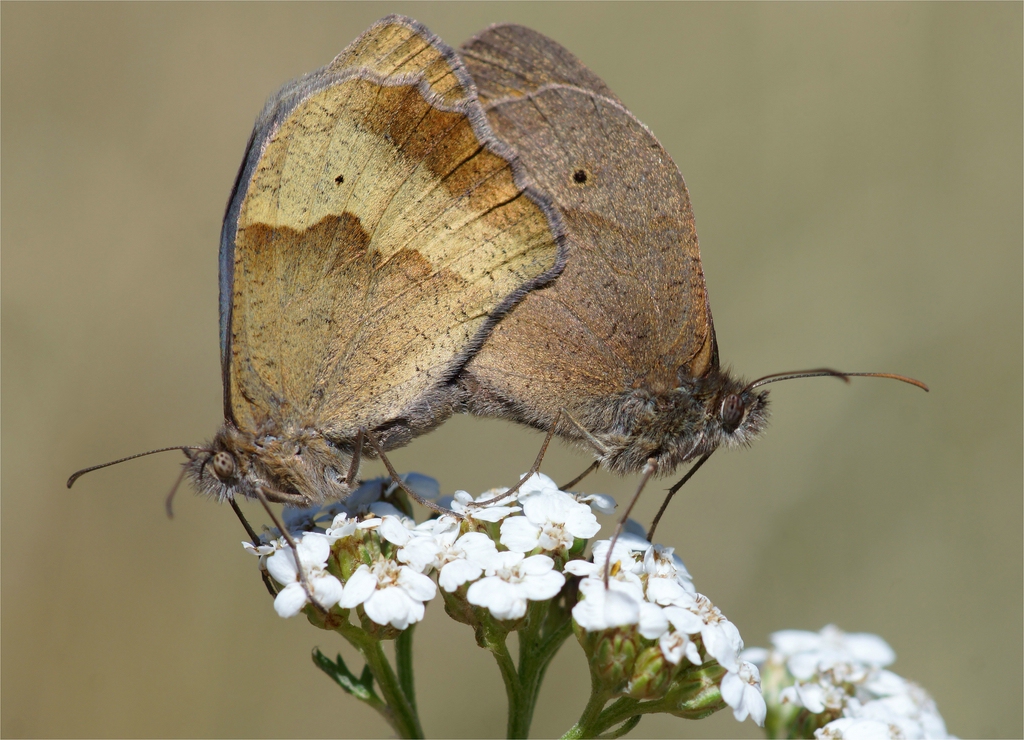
[720,394,744,432]
[572,169,588,184]
[212,451,236,480]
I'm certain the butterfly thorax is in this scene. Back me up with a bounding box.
[184,419,354,506]
[575,370,770,476]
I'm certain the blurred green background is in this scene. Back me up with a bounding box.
[3,3,1020,738]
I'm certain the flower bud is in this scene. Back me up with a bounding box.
[627,645,672,700]
[670,662,727,720]
[588,628,639,693]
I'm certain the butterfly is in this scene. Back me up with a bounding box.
[454,24,926,534]
[69,16,566,518]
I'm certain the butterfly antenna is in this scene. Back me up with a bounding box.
[164,465,191,519]
[67,446,204,488]
[743,368,928,394]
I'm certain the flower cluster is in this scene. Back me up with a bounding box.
[242,471,764,730]
[744,625,953,739]
[566,532,764,725]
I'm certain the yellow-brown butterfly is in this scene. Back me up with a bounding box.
[69,16,565,523]
[455,24,926,537]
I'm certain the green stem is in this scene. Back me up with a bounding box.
[330,616,423,739]
[515,603,575,738]
[589,696,642,736]
[479,598,576,739]
[597,714,641,739]
[360,638,424,739]
[484,629,524,738]
[561,688,612,740]
[395,625,417,715]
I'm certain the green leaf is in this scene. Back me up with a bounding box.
[312,648,377,702]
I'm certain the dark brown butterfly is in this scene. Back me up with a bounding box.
[455,24,926,532]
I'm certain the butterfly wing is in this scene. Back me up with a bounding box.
[219,16,565,445]
[458,28,716,432]
[460,23,621,106]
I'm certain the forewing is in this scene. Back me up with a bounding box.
[459,24,621,106]
[220,15,565,436]
[464,85,714,422]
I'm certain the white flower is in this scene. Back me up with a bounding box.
[659,606,705,664]
[436,532,500,592]
[324,512,357,542]
[862,670,910,699]
[780,679,848,714]
[396,516,461,571]
[721,660,767,726]
[466,552,565,620]
[376,515,415,546]
[752,625,952,740]
[510,471,561,499]
[739,646,770,665]
[664,594,743,672]
[500,488,600,553]
[815,717,903,740]
[850,681,952,739]
[564,540,643,587]
[637,601,669,639]
[449,490,521,522]
[397,517,500,592]
[265,534,344,618]
[571,491,617,515]
[773,625,895,681]
[659,624,702,665]
[572,577,641,632]
[618,519,653,551]
[339,554,436,629]
[368,501,413,522]
[242,537,281,566]
[643,544,696,605]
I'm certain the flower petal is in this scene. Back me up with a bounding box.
[521,570,565,601]
[638,601,669,640]
[310,574,344,608]
[273,583,309,618]
[364,587,423,629]
[438,559,483,592]
[397,567,437,602]
[467,577,526,620]
[378,516,413,546]
[266,549,298,585]
[500,516,541,552]
[338,565,376,608]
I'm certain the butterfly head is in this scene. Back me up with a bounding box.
[583,369,770,476]
[712,375,771,447]
[184,421,353,507]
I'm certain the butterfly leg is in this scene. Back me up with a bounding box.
[252,485,329,615]
[557,407,612,456]
[603,458,658,586]
[645,450,714,542]
[559,460,599,490]
[228,496,278,598]
[470,422,559,507]
[346,429,364,489]
[363,429,451,516]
